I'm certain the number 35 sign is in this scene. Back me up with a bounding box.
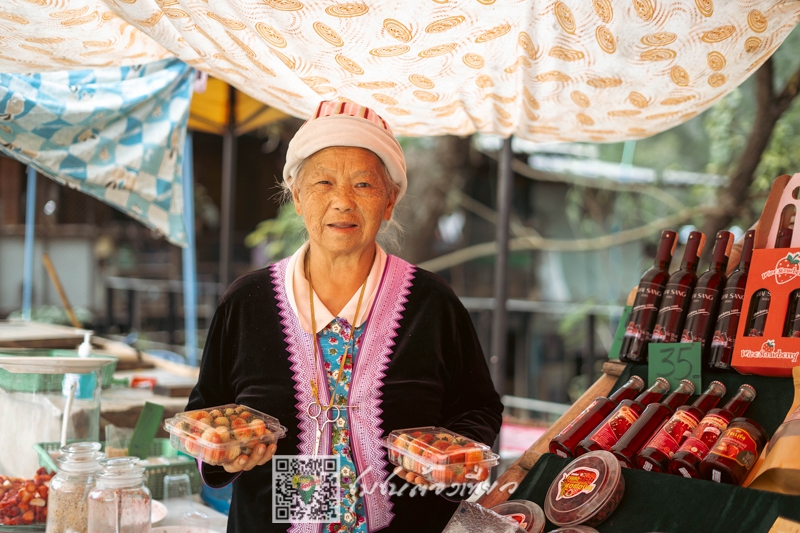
[647,343,703,393]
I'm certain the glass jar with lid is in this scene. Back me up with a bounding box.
[47,441,104,533]
[87,457,151,533]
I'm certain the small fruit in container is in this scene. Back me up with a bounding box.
[250,419,268,437]
[214,417,230,427]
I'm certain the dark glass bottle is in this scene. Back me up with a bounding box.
[575,378,671,456]
[636,381,726,472]
[680,231,733,363]
[744,228,793,337]
[667,384,756,478]
[651,231,706,344]
[710,230,756,369]
[620,230,678,363]
[784,290,800,338]
[609,379,695,468]
[549,376,645,458]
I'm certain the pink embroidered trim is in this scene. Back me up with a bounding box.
[349,256,415,531]
[272,256,415,533]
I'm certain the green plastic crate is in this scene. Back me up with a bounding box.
[0,349,118,392]
[33,439,200,500]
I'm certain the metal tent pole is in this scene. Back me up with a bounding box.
[21,166,37,321]
[219,85,238,289]
[182,133,199,366]
[490,137,513,397]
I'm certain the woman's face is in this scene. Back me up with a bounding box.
[292,146,396,258]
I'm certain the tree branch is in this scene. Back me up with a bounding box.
[776,63,800,116]
[418,205,724,272]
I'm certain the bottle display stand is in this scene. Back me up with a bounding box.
[478,362,800,531]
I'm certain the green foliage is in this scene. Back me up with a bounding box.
[244,203,306,263]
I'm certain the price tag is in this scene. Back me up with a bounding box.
[608,306,632,360]
[648,343,702,393]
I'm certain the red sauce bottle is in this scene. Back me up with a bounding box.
[549,376,645,459]
[667,384,756,479]
[709,230,756,370]
[619,230,678,363]
[575,378,670,456]
[680,231,733,363]
[651,231,706,344]
[636,381,726,472]
[745,228,793,337]
[609,379,695,468]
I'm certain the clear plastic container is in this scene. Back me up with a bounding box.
[47,442,104,533]
[544,451,625,527]
[382,426,499,484]
[490,500,546,533]
[87,457,151,533]
[164,404,286,466]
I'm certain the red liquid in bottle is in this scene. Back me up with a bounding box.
[549,376,645,458]
[637,381,726,472]
[667,384,756,478]
[710,230,756,370]
[745,228,793,337]
[651,231,705,344]
[575,378,670,456]
[620,230,678,363]
[680,231,733,364]
[609,379,695,468]
[784,289,800,338]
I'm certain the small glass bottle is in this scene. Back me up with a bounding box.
[620,230,678,363]
[667,384,756,479]
[575,378,670,455]
[549,376,645,458]
[636,381,726,472]
[88,457,152,533]
[47,442,104,533]
[609,379,695,468]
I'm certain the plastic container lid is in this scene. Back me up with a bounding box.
[547,527,599,533]
[490,500,546,533]
[56,441,104,473]
[382,426,499,484]
[164,404,287,466]
[545,451,624,527]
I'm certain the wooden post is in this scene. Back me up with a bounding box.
[41,253,82,328]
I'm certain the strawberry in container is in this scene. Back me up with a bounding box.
[383,427,498,485]
[165,404,287,466]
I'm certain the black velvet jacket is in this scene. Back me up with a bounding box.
[186,256,503,533]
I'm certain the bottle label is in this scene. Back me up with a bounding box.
[589,406,639,449]
[652,281,693,343]
[709,427,759,469]
[556,467,599,500]
[681,287,719,347]
[623,282,665,342]
[711,286,745,349]
[645,410,701,458]
[677,414,729,461]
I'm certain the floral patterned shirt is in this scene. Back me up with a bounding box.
[319,317,367,533]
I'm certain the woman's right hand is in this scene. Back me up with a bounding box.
[222,443,278,473]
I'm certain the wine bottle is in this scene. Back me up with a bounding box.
[680,231,733,363]
[709,230,756,369]
[549,376,645,458]
[651,231,706,344]
[637,381,726,472]
[667,384,756,478]
[745,228,793,337]
[620,230,678,363]
[575,378,670,456]
[609,379,695,468]
[784,289,800,338]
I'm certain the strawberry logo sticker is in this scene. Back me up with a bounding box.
[762,253,800,284]
[556,467,599,500]
[762,340,776,353]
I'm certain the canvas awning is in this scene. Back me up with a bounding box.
[2,0,798,142]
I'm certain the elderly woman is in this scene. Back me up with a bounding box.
[187,101,503,533]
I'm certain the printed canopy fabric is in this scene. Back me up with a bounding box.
[1,1,800,142]
[0,58,194,246]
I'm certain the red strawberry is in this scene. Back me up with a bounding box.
[250,419,267,437]
[423,440,452,465]
[431,466,454,485]
[775,253,800,284]
[444,444,465,464]
[462,444,484,467]
[234,426,253,441]
[231,418,248,429]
